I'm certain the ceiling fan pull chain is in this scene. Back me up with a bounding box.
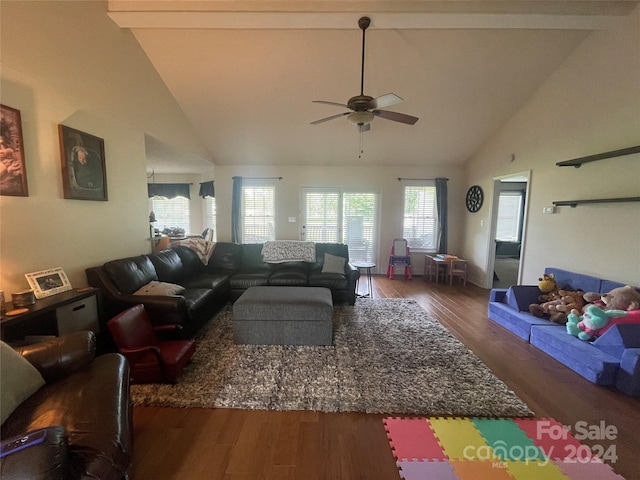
[359,131,364,158]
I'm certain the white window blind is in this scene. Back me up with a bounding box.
[242,183,275,243]
[496,191,523,241]
[302,187,379,263]
[402,183,438,250]
[204,196,217,241]
[151,196,191,234]
[304,190,340,243]
[342,192,378,263]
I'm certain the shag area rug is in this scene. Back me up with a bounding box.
[131,299,533,417]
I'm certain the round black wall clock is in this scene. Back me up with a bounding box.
[466,185,484,212]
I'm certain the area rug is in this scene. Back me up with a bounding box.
[131,299,533,416]
[383,417,625,479]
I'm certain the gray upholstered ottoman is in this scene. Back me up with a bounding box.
[233,286,333,345]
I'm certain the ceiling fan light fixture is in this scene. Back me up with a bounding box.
[348,111,374,126]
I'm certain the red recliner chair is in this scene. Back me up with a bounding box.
[107,304,196,384]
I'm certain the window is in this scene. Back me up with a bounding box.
[342,191,379,263]
[242,182,275,243]
[402,182,439,250]
[303,189,340,242]
[204,196,217,241]
[151,196,191,234]
[496,191,523,241]
[302,187,379,263]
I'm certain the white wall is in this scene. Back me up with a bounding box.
[214,164,465,274]
[462,11,640,287]
[0,1,211,295]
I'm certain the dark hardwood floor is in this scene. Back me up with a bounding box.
[132,276,640,480]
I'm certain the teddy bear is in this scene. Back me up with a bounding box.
[580,285,640,312]
[602,285,640,311]
[529,289,585,325]
[566,305,628,341]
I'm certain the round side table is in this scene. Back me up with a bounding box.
[352,261,376,298]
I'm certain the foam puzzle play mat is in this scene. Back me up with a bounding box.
[383,417,625,480]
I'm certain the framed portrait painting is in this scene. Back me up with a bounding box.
[0,104,29,196]
[59,125,108,201]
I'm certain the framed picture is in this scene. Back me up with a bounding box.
[59,125,108,201]
[0,104,29,196]
[25,267,73,299]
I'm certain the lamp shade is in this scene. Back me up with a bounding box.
[348,111,374,126]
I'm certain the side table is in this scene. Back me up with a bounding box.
[352,261,376,298]
[1,288,100,344]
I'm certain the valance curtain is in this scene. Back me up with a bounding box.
[231,176,243,243]
[199,181,215,198]
[435,177,448,253]
[147,183,190,199]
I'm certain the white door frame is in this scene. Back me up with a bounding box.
[485,170,531,289]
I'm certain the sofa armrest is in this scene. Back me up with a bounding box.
[16,331,96,383]
[489,288,507,302]
[0,426,69,479]
[616,348,640,396]
[505,285,541,312]
[345,262,360,282]
[117,293,187,313]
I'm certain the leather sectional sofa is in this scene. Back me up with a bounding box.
[0,331,132,479]
[86,242,360,339]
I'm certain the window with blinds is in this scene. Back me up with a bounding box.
[204,196,217,241]
[242,183,276,243]
[151,196,191,234]
[304,190,340,243]
[302,187,379,263]
[342,192,379,263]
[496,191,523,241]
[402,183,438,250]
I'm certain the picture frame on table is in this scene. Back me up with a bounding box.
[59,125,108,201]
[25,267,73,299]
[0,104,29,197]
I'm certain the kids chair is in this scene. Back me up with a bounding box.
[448,259,468,286]
[107,304,196,384]
[387,238,413,280]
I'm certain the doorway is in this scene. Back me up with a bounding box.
[488,172,530,288]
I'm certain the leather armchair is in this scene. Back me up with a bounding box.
[107,304,196,384]
[0,332,132,480]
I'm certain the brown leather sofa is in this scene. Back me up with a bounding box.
[86,242,359,339]
[0,331,133,479]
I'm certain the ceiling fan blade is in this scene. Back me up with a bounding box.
[368,93,403,109]
[358,123,371,133]
[373,109,419,125]
[310,112,350,125]
[312,100,349,108]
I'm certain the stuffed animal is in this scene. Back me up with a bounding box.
[601,285,640,311]
[529,289,585,325]
[537,273,559,302]
[566,305,628,341]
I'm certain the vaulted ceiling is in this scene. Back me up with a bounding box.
[107,1,639,172]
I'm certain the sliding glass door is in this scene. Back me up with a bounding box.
[301,187,379,263]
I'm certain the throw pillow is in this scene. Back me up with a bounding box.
[1,341,46,424]
[133,281,185,296]
[322,253,346,274]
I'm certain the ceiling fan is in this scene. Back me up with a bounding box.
[311,16,419,133]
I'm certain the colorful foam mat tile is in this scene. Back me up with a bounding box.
[383,417,626,480]
[383,417,446,461]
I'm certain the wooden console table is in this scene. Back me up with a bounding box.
[1,288,100,344]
